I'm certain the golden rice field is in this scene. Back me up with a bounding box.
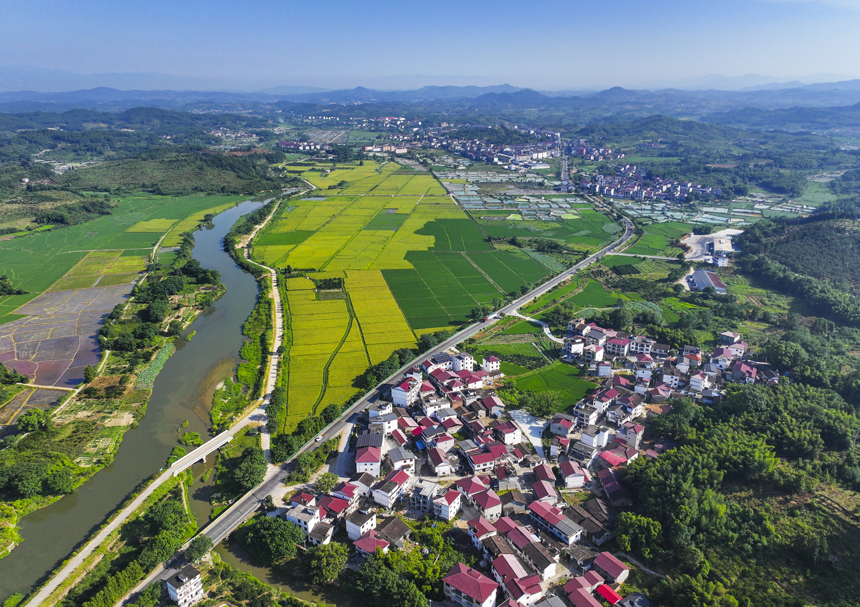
[48,251,150,292]
[263,163,478,429]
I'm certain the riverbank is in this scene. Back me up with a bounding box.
[0,200,267,603]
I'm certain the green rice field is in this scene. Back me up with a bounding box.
[514,362,598,409]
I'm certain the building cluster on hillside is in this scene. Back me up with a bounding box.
[568,139,625,162]
[580,165,722,202]
[251,348,654,607]
[417,131,559,169]
[559,322,778,447]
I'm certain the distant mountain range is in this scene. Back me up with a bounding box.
[3,79,860,131]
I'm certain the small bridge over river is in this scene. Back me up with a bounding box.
[169,432,234,476]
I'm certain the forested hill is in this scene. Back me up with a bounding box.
[738,214,860,287]
[576,115,741,146]
[704,101,860,130]
[0,107,269,132]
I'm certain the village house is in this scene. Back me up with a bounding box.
[345,509,376,541]
[391,377,420,407]
[528,501,583,545]
[443,563,498,607]
[166,566,204,607]
[550,413,576,437]
[355,446,382,477]
[354,529,390,557]
[372,469,413,509]
[592,552,630,584]
[560,459,590,488]
[434,488,461,521]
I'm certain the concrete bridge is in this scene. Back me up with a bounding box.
[169,432,234,476]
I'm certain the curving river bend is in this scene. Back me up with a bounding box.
[0,201,265,602]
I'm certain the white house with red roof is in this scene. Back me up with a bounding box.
[550,414,576,437]
[605,338,630,357]
[289,492,316,508]
[435,432,456,452]
[332,482,360,504]
[532,480,557,505]
[443,563,498,607]
[429,446,453,476]
[355,446,381,477]
[457,475,492,504]
[528,501,583,545]
[481,355,501,373]
[392,377,420,407]
[354,529,389,556]
[467,515,498,548]
[473,488,502,521]
[592,552,630,584]
[583,344,604,362]
[732,360,757,384]
[560,460,589,489]
[433,489,461,521]
[372,469,413,509]
[492,553,529,587]
[617,422,644,449]
[495,420,522,445]
[317,495,352,521]
[505,574,543,606]
[469,451,496,473]
[483,394,506,416]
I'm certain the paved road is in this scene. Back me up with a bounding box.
[609,252,679,261]
[110,207,635,604]
[25,195,298,607]
[508,310,564,344]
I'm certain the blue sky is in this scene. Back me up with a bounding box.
[1,0,859,90]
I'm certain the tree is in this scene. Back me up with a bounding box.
[522,391,561,418]
[167,320,184,336]
[233,447,267,492]
[616,512,662,558]
[83,365,97,383]
[17,408,47,432]
[185,534,213,563]
[354,555,428,607]
[321,402,341,424]
[315,472,339,494]
[243,516,304,565]
[44,467,76,495]
[304,542,348,585]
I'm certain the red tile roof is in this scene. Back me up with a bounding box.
[429,446,448,467]
[473,489,501,510]
[356,446,381,463]
[532,480,557,500]
[354,529,389,554]
[568,588,603,607]
[494,516,518,535]
[594,552,629,580]
[318,495,350,515]
[468,516,497,538]
[492,554,529,581]
[596,584,624,605]
[505,574,542,600]
[391,429,408,446]
[533,463,554,481]
[442,563,497,603]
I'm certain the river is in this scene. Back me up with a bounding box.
[0,200,264,602]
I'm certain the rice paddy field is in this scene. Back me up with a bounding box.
[478,209,619,250]
[513,362,598,410]
[0,194,244,325]
[622,221,692,256]
[257,162,575,425]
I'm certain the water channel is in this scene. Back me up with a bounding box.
[0,200,265,602]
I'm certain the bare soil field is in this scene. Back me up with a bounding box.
[0,285,132,387]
